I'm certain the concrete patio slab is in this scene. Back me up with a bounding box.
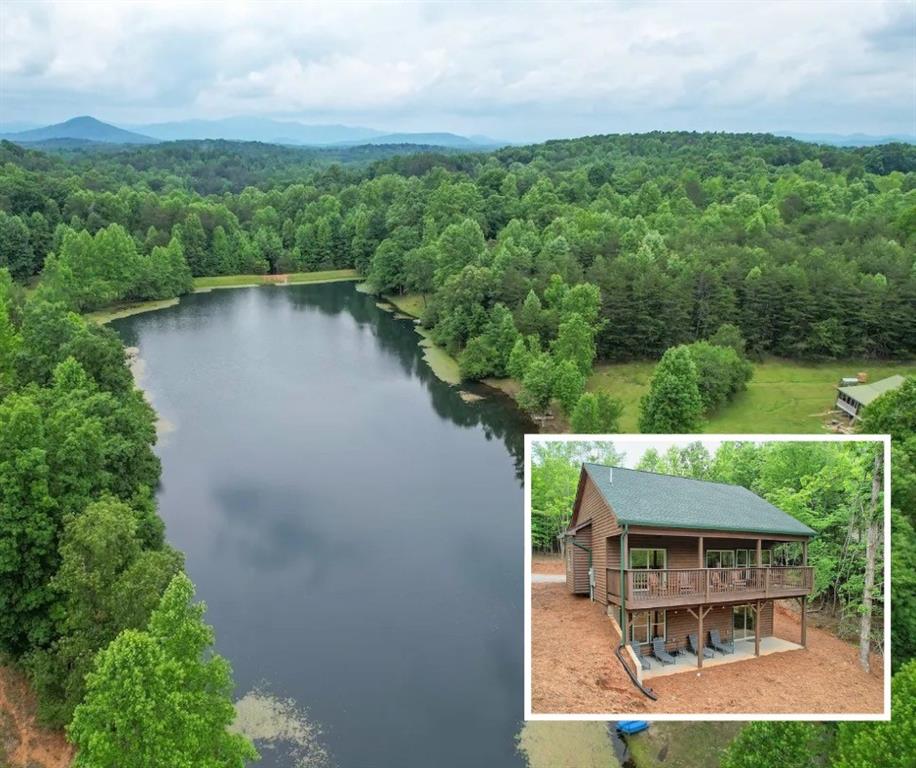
[641,637,804,680]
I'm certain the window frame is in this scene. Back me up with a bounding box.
[629,547,667,570]
[629,609,667,646]
[705,549,736,568]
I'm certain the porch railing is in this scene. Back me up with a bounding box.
[606,566,813,604]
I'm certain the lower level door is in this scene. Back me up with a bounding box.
[733,605,756,641]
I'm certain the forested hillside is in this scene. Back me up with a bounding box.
[1,133,913,362]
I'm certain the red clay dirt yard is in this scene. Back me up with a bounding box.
[0,665,73,768]
[530,571,883,715]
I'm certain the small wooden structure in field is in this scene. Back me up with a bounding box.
[835,374,905,420]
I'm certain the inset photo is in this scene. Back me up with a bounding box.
[524,435,891,720]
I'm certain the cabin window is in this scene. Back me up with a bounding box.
[760,549,772,566]
[736,549,750,567]
[629,548,667,570]
[630,610,666,645]
[705,549,736,568]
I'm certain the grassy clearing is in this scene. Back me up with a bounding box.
[587,361,656,432]
[193,269,359,290]
[627,722,742,768]
[383,292,428,319]
[589,358,916,434]
[516,722,620,768]
[85,297,180,324]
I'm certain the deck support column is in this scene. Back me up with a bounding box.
[619,525,628,645]
[801,596,807,648]
[697,536,704,568]
[801,541,809,649]
[689,606,712,669]
[756,538,762,566]
[754,601,761,656]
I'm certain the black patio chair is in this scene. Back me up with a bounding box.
[629,641,651,671]
[709,629,735,655]
[688,632,714,658]
[652,637,675,665]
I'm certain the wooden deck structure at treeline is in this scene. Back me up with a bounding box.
[562,463,815,671]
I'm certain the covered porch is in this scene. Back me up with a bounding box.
[641,636,804,680]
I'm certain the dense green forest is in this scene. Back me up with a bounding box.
[2,132,912,427]
[1,134,913,358]
[0,271,257,762]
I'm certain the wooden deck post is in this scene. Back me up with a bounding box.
[754,601,761,656]
[801,541,809,649]
[756,538,762,566]
[801,596,807,648]
[691,606,711,669]
[698,536,704,567]
[698,607,704,669]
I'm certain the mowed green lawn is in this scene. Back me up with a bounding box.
[193,269,359,289]
[589,358,916,434]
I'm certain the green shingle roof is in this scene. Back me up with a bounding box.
[582,463,815,537]
[837,375,905,407]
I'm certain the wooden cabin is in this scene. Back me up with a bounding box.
[835,374,904,419]
[563,463,815,668]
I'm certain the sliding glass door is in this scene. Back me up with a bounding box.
[629,548,667,593]
[733,605,756,641]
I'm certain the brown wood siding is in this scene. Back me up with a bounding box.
[759,600,774,637]
[606,536,620,571]
[628,600,775,655]
[571,473,620,606]
[566,524,592,594]
[627,534,776,569]
[565,540,574,590]
[629,534,700,569]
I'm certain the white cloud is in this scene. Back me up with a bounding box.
[1,0,913,138]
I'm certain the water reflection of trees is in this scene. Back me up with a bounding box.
[284,283,531,481]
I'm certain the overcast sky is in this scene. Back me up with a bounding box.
[1,1,914,140]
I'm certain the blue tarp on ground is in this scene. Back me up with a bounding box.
[616,720,650,735]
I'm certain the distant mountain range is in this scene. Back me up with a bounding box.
[778,131,916,147]
[0,116,157,145]
[0,115,506,149]
[2,116,912,151]
[128,116,381,145]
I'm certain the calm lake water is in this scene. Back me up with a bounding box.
[113,283,532,768]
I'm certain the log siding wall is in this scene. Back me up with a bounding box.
[569,473,620,604]
[628,534,777,568]
[566,524,592,594]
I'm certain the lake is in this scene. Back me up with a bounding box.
[112,283,533,768]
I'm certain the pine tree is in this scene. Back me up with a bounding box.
[638,345,704,433]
